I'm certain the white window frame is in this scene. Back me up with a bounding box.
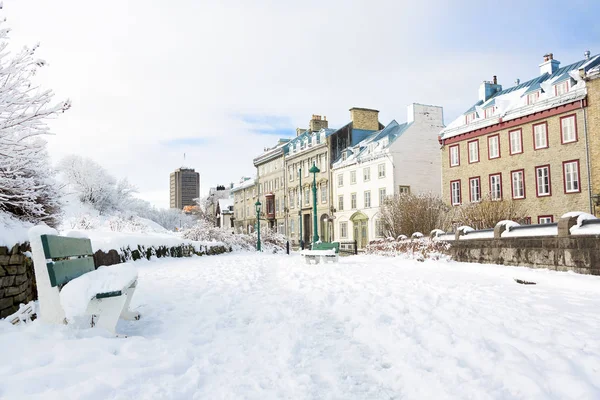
[364,191,371,208]
[363,167,371,182]
[468,140,479,163]
[450,145,460,166]
[490,174,502,200]
[340,221,348,238]
[379,188,386,205]
[469,177,481,203]
[527,91,540,105]
[350,170,356,184]
[451,181,461,206]
[511,170,525,199]
[536,166,551,197]
[378,163,386,178]
[555,81,569,96]
[484,106,495,118]
[534,123,548,149]
[509,129,522,155]
[337,173,343,187]
[338,195,344,211]
[561,115,577,144]
[488,135,500,159]
[351,193,357,209]
[563,161,580,193]
[538,216,554,224]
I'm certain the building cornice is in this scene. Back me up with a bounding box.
[441,98,587,145]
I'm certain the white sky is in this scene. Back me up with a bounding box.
[6,0,598,208]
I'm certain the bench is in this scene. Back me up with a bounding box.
[300,242,340,264]
[28,226,140,335]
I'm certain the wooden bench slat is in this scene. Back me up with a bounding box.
[96,290,123,299]
[312,242,340,253]
[41,234,94,259]
[47,257,96,287]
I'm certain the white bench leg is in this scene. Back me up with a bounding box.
[87,295,128,335]
[120,281,141,321]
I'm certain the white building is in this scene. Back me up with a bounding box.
[331,103,444,248]
[216,198,234,230]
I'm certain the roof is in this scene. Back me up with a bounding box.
[230,177,256,193]
[440,54,600,140]
[217,198,233,214]
[332,120,411,169]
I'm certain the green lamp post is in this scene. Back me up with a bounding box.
[255,200,262,251]
[309,163,320,245]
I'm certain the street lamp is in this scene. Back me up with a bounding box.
[298,168,303,249]
[309,163,320,245]
[255,200,262,251]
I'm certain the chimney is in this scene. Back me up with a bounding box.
[478,76,502,102]
[515,78,520,85]
[585,50,591,60]
[539,53,560,75]
[296,127,306,136]
[309,114,329,132]
[349,107,379,131]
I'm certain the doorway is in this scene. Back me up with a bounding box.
[303,214,311,245]
[350,212,369,249]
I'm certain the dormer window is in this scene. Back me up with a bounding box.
[368,143,376,152]
[465,112,476,124]
[484,107,496,119]
[527,91,540,105]
[555,81,569,96]
[381,137,389,147]
[342,152,347,161]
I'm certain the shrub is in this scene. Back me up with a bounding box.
[365,237,451,261]
[450,195,529,230]
[380,193,450,238]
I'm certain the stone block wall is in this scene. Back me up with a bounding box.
[0,244,36,318]
[448,235,600,275]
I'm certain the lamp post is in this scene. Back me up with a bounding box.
[255,200,262,251]
[298,168,303,249]
[309,163,320,245]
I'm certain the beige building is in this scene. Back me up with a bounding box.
[440,52,600,224]
[231,177,257,233]
[253,139,289,234]
[169,167,200,209]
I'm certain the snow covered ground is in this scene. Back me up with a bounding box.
[2,254,600,399]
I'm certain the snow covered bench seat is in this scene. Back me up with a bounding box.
[28,226,141,335]
[300,242,340,264]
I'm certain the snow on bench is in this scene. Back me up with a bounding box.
[300,242,340,264]
[29,226,141,336]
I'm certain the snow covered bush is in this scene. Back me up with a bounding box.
[365,237,451,261]
[181,220,286,253]
[380,193,450,238]
[0,15,70,225]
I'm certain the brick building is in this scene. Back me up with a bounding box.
[439,52,600,223]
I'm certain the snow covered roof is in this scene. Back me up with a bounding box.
[332,120,411,169]
[217,199,234,214]
[253,139,291,166]
[285,128,335,157]
[440,54,600,141]
[230,177,256,193]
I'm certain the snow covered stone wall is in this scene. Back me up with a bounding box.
[0,243,35,318]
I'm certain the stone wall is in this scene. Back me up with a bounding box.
[0,244,36,318]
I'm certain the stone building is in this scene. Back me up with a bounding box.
[170,167,200,209]
[439,52,600,224]
[583,61,600,215]
[285,109,383,245]
[253,139,289,234]
[231,177,257,233]
[332,104,444,248]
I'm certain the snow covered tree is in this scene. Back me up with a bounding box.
[0,11,70,224]
[58,155,136,215]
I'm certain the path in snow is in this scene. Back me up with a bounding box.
[1,253,600,399]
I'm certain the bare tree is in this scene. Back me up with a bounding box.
[380,193,450,237]
[0,12,70,224]
[450,195,529,230]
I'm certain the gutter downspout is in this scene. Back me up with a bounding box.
[582,99,593,214]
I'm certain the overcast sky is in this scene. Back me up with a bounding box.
[6,0,600,208]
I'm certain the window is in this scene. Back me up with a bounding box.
[379,188,386,205]
[527,91,540,105]
[278,222,284,234]
[290,220,295,235]
[509,129,522,155]
[275,199,279,213]
[342,152,347,161]
[449,145,460,166]
[563,160,580,193]
[304,162,309,177]
[399,185,411,194]
[535,165,551,197]
[321,183,328,203]
[338,195,344,211]
[488,135,500,159]
[340,222,348,238]
[337,173,343,187]
[297,189,301,207]
[560,115,577,144]
[289,190,294,209]
[538,216,554,224]
[378,163,386,178]
[489,174,502,200]
[363,167,371,182]
[351,193,357,209]
[555,81,569,96]
[484,106,495,118]
[467,140,479,163]
[375,220,384,237]
[469,177,481,202]
[465,112,476,124]
[511,170,525,199]
[533,122,548,149]
[304,187,310,205]
[451,180,461,205]
[350,171,356,184]
[520,217,532,225]
[321,154,327,172]
[364,191,371,208]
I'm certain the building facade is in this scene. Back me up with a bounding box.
[169,167,200,209]
[440,52,600,223]
[231,177,257,233]
[332,103,444,248]
[253,139,289,234]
